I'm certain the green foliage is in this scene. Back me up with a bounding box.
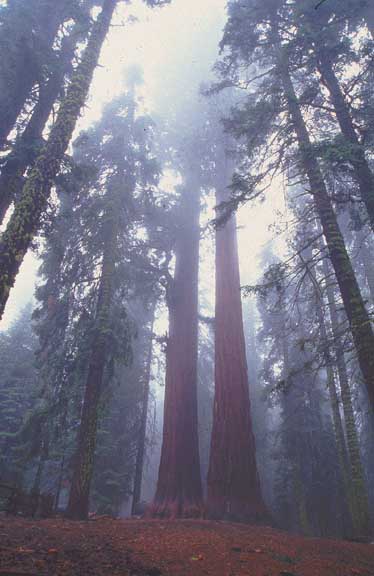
[29,88,173,512]
[0,305,39,485]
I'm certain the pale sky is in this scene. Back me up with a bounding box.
[2,0,286,329]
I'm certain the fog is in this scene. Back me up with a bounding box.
[0,0,373,554]
[2,0,284,330]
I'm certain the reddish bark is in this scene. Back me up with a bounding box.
[151,186,203,518]
[207,161,269,523]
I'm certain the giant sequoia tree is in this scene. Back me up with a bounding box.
[207,146,268,522]
[213,0,374,410]
[151,178,203,517]
[1,0,374,542]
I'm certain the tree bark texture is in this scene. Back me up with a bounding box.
[277,44,374,411]
[314,45,374,232]
[151,185,203,518]
[0,25,80,224]
[0,0,118,320]
[315,287,356,536]
[322,256,371,540]
[66,209,117,520]
[207,159,268,523]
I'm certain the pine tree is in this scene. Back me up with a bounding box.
[66,90,163,519]
[213,0,374,409]
[290,0,374,232]
[0,0,119,319]
[0,5,93,223]
[321,252,370,539]
[0,305,39,485]
[0,0,75,148]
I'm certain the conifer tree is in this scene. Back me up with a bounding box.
[66,90,163,519]
[0,0,75,148]
[207,147,268,522]
[0,0,119,319]
[0,5,93,223]
[213,0,374,409]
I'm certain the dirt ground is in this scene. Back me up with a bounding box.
[0,516,374,575]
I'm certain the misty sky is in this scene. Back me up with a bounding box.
[2,0,286,329]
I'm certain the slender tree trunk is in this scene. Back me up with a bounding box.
[32,457,45,497]
[66,212,117,520]
[277,43,374,410]
[300,241,352,533]
[0,0,68,149]
[305,380,335,537]
[313,46,374,231]
[358,238,374,302]
[151,185,203,518]
[207,158,268,523]
[0,25,81,224]
[278,299,311,534]
[131,309,155,516]
[30,437,49,516]
[245,302,270,501]
[322,256,371,540]
[314,288,355,534]
[54,454,65,512]
[0,0,118,319]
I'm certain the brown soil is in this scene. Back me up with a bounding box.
[0,516,374,575]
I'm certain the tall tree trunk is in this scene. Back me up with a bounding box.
[313,45,374,231]
[0,24,82,224]
[300,241,353,533]
[276,42,374,410]
[151,185,203,518]
[358,237,374,303]
[66,211,117,520]
[30,436,49,516]
[245,302,269,501]
[0,0,69,149]
[54,453,65,512]
[305,378,337,537]
[314,286,355,534]
[0,0,118,320]
[32,457,45,497]
[207,157,268,523]
[131,308,155,516]
[322,256,371,540]
[278,296,311,535]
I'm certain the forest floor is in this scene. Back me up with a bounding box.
[0,516,374,576]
